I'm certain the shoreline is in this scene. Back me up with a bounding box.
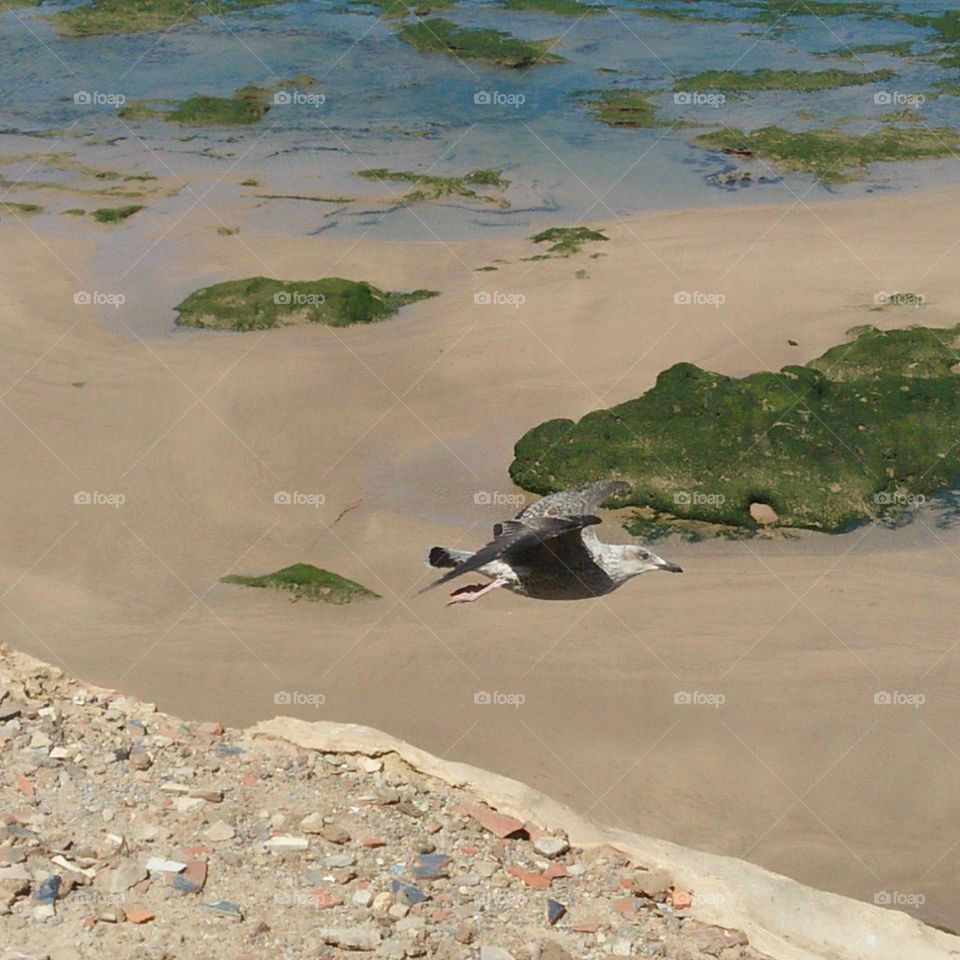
[2,643,957,960]
[2,180,960,929]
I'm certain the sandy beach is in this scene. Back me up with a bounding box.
[2,180,960,931]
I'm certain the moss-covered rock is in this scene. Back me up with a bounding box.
[51,0,280,36]
[174,276,439,331]
[675,67,896,95]
[509,324,960,534]
[221,563,379,603]
[397,18,565,66]
[91,205,144,223]
[695,124,960,183]
[574,89,668,127]
[530,226,608,256]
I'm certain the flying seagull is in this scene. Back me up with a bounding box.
[423,480,682,604]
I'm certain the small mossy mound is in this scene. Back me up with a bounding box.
[120,90,270,126]
[574,89,667,127]
[695,124,960,183]
[509,324,960,534]
[221,563,380,603]
[350,0,454,16]
[501,0,608,14]
[0,202,42,215]
[675,67,896,95]
[174,276,439,331]
[357,167,510,207]
[397,18,565,67]
[530,226,608,256]
[91,205,144,223]
[51,0,280,36]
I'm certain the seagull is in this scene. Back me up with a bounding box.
[422,480,682,604]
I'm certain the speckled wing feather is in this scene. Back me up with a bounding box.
[515,480,631,521]
[419,514,601,592]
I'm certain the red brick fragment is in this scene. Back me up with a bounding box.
[124,906,155,924]
[507,865,549,890]
[465,804,526,839]
[14,773,33,798]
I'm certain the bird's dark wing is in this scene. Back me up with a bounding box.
[516,480,631,521]
[419,515,601,593]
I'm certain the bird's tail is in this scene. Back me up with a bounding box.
[425,545,471,569]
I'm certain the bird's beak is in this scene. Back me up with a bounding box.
[658,559,683,573]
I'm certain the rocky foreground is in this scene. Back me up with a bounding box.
[0,645,771,960]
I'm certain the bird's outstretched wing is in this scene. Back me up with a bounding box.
[419,514,601,593]
[516,480,631,521]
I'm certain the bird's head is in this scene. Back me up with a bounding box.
[623,544,683,577]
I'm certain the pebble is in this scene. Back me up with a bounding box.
[264,835,309,852]
[547,899,566,925]
[203,821,236,843]
[480,947,515,960]
[318,926,382,951]
[533,836,569,859]
[201,899,243,921]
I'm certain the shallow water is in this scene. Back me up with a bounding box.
[2,0,959,241]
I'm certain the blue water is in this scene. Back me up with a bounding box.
[1,0,959,239]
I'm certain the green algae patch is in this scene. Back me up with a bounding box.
[120,92,269,126]
[91,204,144,223]
[351,0,454,16]
[357,167,510,207]
[510,324,960,534]
[501,0,608,15]
[675,67,896,95]
[221,563,380,603]
[51,0,281,36]
[575,88,668,127]
[397,18,565,67]
[0,202,42,215]
[530,226,608,256]
[816,41,915,59]
[695,124,960,183]
[174,276,439,332]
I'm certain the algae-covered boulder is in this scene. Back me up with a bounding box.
[509,324,960,533]
[174,277,439,331]
[221,563,380,603]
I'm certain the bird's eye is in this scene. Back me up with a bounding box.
[638,550,650,560]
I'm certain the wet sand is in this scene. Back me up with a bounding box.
[2,182,960,930]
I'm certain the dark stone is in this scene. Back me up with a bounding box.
[547,899,566,925]
[391,880,429,905]
[35,875,62,904]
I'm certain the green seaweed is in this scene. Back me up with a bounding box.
[695,124,960,183]
[51,0,281,36]
[815,41,915,59]
[91,204,144,222]
[0,202,42,215]
[120,92,268,126]
[501,0,607,15]
[530,226,608,256]
[350,0,454,15]
[397,18,565,67]
[675,67,896,95]
[574,88,668,127]
[174,276,439,331]
[509,324,960,534]
[357,167,510,207]
[221,563,379,603]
